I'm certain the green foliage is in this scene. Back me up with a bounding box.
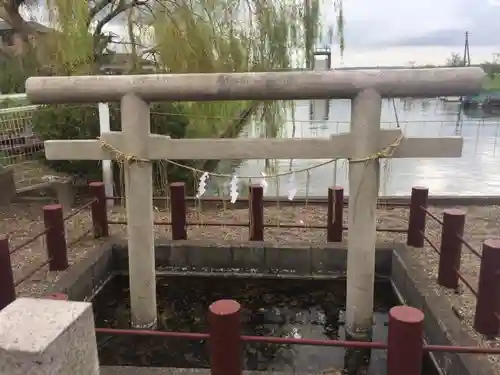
[482,74,500,92]
[151,0,344,139]
[2,0,345,186]
[31,103,194,187]
[0,50,40,93]
[47,0,94,74]
[0,97,30,109]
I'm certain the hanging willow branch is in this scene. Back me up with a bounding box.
[10,0,344,142]
[152,0,344,138]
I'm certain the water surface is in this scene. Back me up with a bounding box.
[94,275,396,374]
[235,99,500,196]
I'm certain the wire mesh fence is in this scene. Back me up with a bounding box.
[0,105,49,189]
[1,96,500,194]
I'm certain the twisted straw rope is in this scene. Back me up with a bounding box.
[98,133,404,179]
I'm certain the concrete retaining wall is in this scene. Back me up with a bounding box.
[391,247,496,375]
[48,237,115,300]
[31,237,497,375]
[112,239,394,277]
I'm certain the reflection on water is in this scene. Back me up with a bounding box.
[233,99,500,196]
[94,275,396,373]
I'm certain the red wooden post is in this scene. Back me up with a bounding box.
[43,204,69,271]
[387,306,424,375]
[437,209,466,289]
[407,187,429,247]
[0,235,16,310]
[474,239,500,336]
[170,182,187,240]
[89,182,109,237]
[327,186,343,242]
[249,185,264,241]
[209,299,242,375]
[45,293,68,300]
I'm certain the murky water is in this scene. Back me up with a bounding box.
[94,275,398,374]
[234,99,500,196]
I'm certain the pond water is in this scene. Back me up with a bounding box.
[229,99,500,197]
[93,275,437,374]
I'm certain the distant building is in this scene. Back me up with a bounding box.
[0,20,156,73]
[0,20,52,56]
[99,53,156,74]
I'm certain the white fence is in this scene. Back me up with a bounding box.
[0,96,45,188]
[0,94,112,191]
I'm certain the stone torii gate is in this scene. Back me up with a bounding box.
[26,68,484,334]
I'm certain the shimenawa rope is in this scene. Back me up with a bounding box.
[98,133,404,179]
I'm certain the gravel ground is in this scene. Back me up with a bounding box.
[414,205,500,367]
[1,201,113,297]
[2,201,500,366]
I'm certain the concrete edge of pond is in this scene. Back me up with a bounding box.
[111,238,395,277]
[45,237,497,375]
[391,246,497,375]
[47,236,117,300]
[48,237,396,300]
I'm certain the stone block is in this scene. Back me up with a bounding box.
[189,244,232,268]
[275,246,312,273]
[264,246,280,269]
[66,271,95,301]
[231,244,265,269]
[0,168,16,205]
[53,179,74,214]
[168,243,189,267]
[0,298,99,375]
[154,244,172,266]
[311,245,347,273]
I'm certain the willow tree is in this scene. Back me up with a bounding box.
[1,0,344,141]
[149,0,344,139]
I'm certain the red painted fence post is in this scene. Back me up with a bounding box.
[209,299,242,375]
[43,204,69,271]
[89,181,109,238]
[249,185,264,241]
[327,186,344,242]
[437,209,466,289]
[474,239,500,336]
[407,187,429,247]
[387,306,424,375]
[0,235,16,310]
[170,182,187,240]
[45,293,68,300]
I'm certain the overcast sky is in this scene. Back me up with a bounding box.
[333,0,499,47]
[21,0,500,66]
[323,0,500,65]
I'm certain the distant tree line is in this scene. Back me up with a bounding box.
[444,52,500,77]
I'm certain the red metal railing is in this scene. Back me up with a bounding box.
[104,182,408,241]
[93,182,500,337]
[0,186,110,310]
[90,299,500,375]
[1,181,500,374]
[405,186,500,337]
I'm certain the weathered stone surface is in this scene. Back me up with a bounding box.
[0,298,99,375]
[113,239,393,277]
